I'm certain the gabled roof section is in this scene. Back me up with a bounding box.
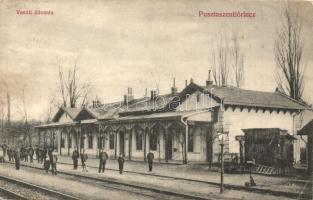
[204,85,308,110]
[52,107,82,122]
[75,107,107,121]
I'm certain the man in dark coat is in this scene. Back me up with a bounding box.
[14,150,20,170]
[7,148,12,162]
[81,149,88,172]
[28,146,34,163]
[72,150,79,170]
[42,147,47,164]
[99,149,108,173]
[117,153,125,174]
[147,151,154,172]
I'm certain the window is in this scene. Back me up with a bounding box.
[149,131,158,151]
[136,131,143,150]
[98,136,103,149]
[109,133,115,149]
[88,135,93,149]
[188,132,194,152]
[68,135,72,148]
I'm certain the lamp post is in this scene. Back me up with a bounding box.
[218,133,225,193]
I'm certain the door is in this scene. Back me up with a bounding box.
[119,131,125,156]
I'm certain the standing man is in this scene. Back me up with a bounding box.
[81,149,88,172]
[7,147,12,162]
[51,151,58,175]
[99,149,108,173]
[72,149,79,170]
[35,146,39,163]
[2,144,7,161]
[117,153,125,174]
[29,146,34,163]
[44,152,50,173]
[14,149,20,170]
[147,151,154,172]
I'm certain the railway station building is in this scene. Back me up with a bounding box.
[35,77,309,165]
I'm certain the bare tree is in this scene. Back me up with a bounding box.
[231,33,245,88]
[57,57,92,108]
[210,34,230,87]
[21,87,31,146]
[0,99,5,143]
[275,7,304,101]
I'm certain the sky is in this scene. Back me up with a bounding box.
[0,0,313,121]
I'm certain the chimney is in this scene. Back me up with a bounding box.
[185,80,188,87]
[145,88,148,98]
[127,87,134,101]
[190,78,194,84]
[123,94,128,105]
[150,90,156,100]
[171,78,178,95]
[206,70,213,87]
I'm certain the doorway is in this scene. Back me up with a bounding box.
[166,133,173,160]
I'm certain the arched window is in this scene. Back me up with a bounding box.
[149,130,158,151]
[88,134,93,149]
[136,130,143,150]
[80,135,85,148]
[61,133,65,148]
[109,132,115,149]
[68,134,72,148]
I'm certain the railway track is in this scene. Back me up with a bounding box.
[5,161,312,200]
[0,174,81,200]
[0,186,28,200]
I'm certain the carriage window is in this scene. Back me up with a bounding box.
[88,135,93,149]
[136,131,143,150]
[149,131,158,151]
[109,133,115,149]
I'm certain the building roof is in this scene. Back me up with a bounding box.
[52,107,82,122]
[204,85,308,110]
[111,110,204,122]
[36,121,77,129]
[298,120,313,135]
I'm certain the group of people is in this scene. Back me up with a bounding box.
[72,149,155,175]
[2,143,156,176]
[0,144,58,175]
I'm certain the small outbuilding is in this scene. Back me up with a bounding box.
[298,120,313,175]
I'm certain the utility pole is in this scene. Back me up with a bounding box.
[220,139,224,193]
[6,90,11,145]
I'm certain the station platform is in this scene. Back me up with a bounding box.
[2,154,312,199]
